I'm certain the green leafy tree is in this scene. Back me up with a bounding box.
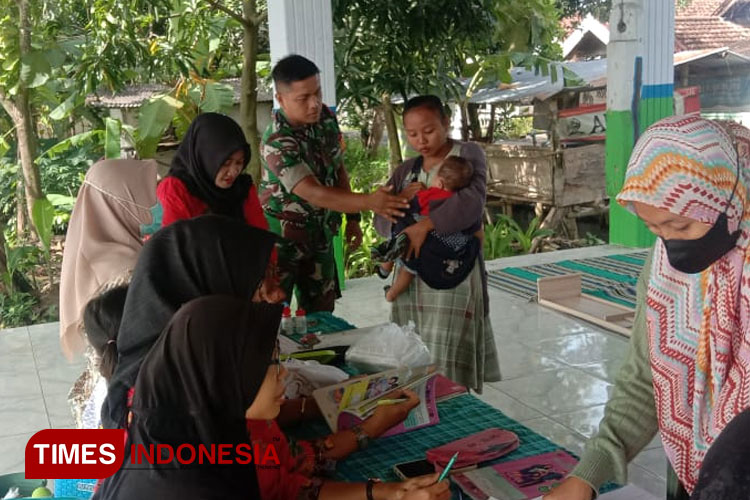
[0,0,44,239]
[333,0,493,167]
[333,0,563,165]
[201,0,268,180]
[556,0,611,20]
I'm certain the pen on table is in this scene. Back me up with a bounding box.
[376,398,409,406]
[438,452,459,482]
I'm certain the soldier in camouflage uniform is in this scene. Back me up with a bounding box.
[261,55,408,312]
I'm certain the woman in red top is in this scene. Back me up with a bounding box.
[157,112,268,230]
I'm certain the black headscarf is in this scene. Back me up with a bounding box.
[691,408,750,499]
[93,296,281,500]
[168,113,253,219]
[102,215,277,429]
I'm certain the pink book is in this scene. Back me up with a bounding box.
[426,428,519,469]
[433,374,468,402]
[453,450,578,499]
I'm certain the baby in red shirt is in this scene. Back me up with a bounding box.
[375,155,481,301]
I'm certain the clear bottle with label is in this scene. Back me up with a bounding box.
[294,308,307,334]
[280,305,293,335]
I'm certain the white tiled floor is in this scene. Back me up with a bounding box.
[0,245,667,497]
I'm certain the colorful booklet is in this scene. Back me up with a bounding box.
[453,450,578,500]
[312,364,439,436]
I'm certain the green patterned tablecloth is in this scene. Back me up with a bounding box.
[283,314,619,498]
[283,311,357,343]
[286,394,619,498]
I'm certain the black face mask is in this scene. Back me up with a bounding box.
[662,213,741,274]
[662,138,744,275]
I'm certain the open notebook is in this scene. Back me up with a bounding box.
[312,365,439,436]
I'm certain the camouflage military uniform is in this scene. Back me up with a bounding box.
[260,106,343,312]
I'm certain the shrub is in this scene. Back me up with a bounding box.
[342,138,389,279]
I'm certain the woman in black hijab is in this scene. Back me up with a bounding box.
[157,113,269,229]
[93,295,283,500]
[691,408,750,499]
[102,215,283,429]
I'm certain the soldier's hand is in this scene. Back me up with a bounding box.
[368,185,408,223]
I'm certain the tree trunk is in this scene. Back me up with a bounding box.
[240,0,262,182]
[0,220,8,294]
[366,106,385,158]
[0,0,43,240]
[15,174,27,237]
[382,95,402,172]
[468,103,482,141]
[16,94,41,228]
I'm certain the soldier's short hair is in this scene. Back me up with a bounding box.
[272,55,320,88]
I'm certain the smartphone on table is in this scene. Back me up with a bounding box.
[393,459,436,480]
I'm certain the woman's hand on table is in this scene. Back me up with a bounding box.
[542,477,595,500]
[374,474,451,500]
[363,389,420,437]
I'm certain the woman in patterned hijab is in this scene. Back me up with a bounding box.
[545,115,750,500]
[616,115,750,493]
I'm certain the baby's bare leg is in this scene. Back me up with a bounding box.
[386,268,415,302]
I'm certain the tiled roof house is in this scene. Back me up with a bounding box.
[564,1,750,59]
[674,0,750,54]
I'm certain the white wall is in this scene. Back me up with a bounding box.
[268,0,336,108]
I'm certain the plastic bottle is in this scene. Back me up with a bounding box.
[294,308,308,334]
[281,305,293,335]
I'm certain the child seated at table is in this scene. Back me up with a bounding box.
[372,155,482,302]
[79,286,128,429]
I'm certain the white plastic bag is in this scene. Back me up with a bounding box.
[2,487,21,499]
[345,321,431,372]
[283,359,349,399]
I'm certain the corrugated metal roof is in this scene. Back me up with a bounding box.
[468,59,606,105]
[86,79,273,109]
[466,49,750,105]
[673,47,750,66]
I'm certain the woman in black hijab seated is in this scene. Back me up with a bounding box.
[102,215,283,429]
[156,112,269,230]
[93,296,283,500]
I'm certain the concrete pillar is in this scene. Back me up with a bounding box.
[606,0,674,247]
[268,0,336,109]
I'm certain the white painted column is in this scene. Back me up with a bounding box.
[606,0,674,247]
[268,0,336,109]
[606,0,642,114]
